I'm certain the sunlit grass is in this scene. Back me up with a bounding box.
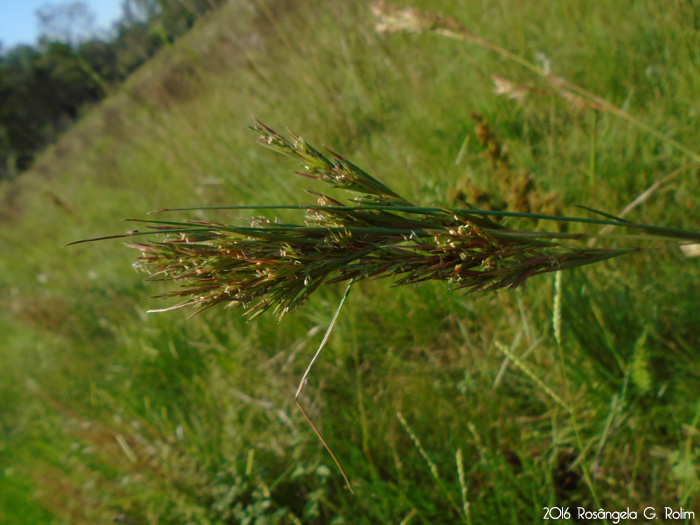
[1,0,699,523]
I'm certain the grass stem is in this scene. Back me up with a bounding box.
[295,281,355,493]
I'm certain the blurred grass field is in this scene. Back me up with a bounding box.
[1,0,699,522]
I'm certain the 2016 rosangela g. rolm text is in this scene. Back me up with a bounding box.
[543,506,695,522]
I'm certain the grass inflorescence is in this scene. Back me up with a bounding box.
[8,0,700,520]
[76,120,699,321]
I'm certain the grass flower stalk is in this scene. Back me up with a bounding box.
[69,120,700,320]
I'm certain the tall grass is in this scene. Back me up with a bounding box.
[2,0,699,523]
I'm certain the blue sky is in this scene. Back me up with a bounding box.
[0,0,124,49]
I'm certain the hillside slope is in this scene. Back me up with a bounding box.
[1,0,699,522]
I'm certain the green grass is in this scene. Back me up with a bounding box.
[1,0,699,523]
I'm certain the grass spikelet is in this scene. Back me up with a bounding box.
[456,448,472,524]
[494,341,568,410]
[397,411,460,515]
[629,328,651,394]
[396,411,441,482]
[553,272,563,349]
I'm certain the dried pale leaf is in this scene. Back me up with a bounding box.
[371,1,469,39]
[492,74,528,101]
[680,243,700,257]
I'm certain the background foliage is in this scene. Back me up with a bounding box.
[1,0,699,523]
[0,0,225,179]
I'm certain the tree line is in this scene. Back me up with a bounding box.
[0,0,225,181]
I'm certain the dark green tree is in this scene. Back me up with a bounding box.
[0,0,227,180]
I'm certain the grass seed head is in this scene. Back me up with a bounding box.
[113,122,691,319]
